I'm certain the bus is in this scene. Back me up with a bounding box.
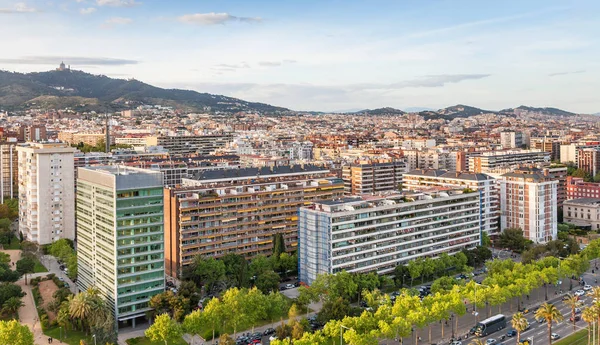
[474,314,507,337]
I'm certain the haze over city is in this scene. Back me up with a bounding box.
[1,0,599,112]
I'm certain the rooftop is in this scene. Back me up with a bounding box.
[187,164,328,182]
[405,169,494,181]
[564,198,600,206]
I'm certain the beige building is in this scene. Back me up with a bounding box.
[0,144,18,203]
[500,167,557,243]
[342,160,406,195]
[58,131,114,147]
[17,142,76,244]
[145,135,232,155]
[564,199,600,230]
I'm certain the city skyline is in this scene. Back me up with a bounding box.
[0,0,598,112]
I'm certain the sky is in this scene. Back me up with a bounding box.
[0,0,599,113]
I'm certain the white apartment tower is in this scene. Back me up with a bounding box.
[17,142,76,245]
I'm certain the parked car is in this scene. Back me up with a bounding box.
[469,326,477,335]
[506,330,517,338]
[285,284,295,289]
[450,341,462,345]
[575,308,582,314]
[263,328,275,336]
[570,315,581,322]
[575,289,585,296]
[584,284,593,291]
[486,339,496,345]
[551,333,560,340]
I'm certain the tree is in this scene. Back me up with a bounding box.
[297,286,319,318]
[255,270,280,294]
[563,295,581,332]
[534,303,563,345]
[144,313,183,345]
[393,264,409,287]
[178,280,200,308]
[221,253,250,288]
[0,319,34,345]
[430,276,459,294]
[16,257,35,284]
[278,252,297,278]
[202,297,225,341]
[273,233,286,259]
[2,296,23,318]
[218,334,235,345]
[407,259,423,286]
[182,310,203,341]
[249,255,273,278]
[192,257,226,293]
[511,312,528,345]
[317,296,350,324]
[582,307,597,345]
[498,228,531,252]
[265,292,289,322]
[481,232,491,247]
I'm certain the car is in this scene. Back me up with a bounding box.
[506,330,517,338]
[584,284,593,291]
[263,328,275,336]
[575,307,582,314]
[537,317,546,323]
[486,339,496,345]
[469,327,477,335]
[450,341,462,345]
[575,289,585,296]
[519,338,533,345]
[64,283,70,288]
[285,284,295,289]
[570,315,581,322]
[269,335,277,342]
[58,277,64,281]
[551,333,560,340]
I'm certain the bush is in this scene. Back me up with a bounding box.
[30,277,42,287]
[202,329,220,340]
[46,273,55,280]
[31,287,43,306]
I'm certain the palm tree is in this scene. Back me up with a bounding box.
[534,302,564,345]
[2,296,24,318]
[69,292,92,331]
[564,295,582,332]
[582,307,597,345]
[511,312,528,345]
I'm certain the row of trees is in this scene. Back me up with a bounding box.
[267,238,600,345]
[145,287,292,343]
[0,199,18,246]
[393,250,481,287]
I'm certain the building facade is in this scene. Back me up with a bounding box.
[163,165,344,278]
[578,148,600,177]
[566,176,600,200]
[499,168,558,243]
[298,190,482,285]
[469,150,551,174]
[500,131,527,149]
[76,166,165,327]
[145,135,233,155]
[17,142,76,244]
[563,198,600,230]
[403,169,499,235]
[0,144,18,203]
[342,160,406,195]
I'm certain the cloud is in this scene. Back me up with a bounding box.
[0,56,139,66]
[102,16,133,27]
[258,60,297,67]
[548,70,586,77]
[96,0,140,7]
[215,63,250,69]
[177,12,262,25]
[80,7,96,14]
[387,74,491,89]
[0,2,38,13]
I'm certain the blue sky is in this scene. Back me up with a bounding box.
[1,0,599,113]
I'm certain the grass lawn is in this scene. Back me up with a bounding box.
[32,256,48,273]
[44,326,96,345]
[5,235,20,249]
[125,336,188,345]
[554,329,588,345]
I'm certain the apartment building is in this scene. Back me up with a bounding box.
[469,150,551,174]
[543,165,568,209]
[500,131,527,149]
[342,160,406,195]
[17,142,76,244]
[0,143,18,203]
[578,148,600,177]
[145,135,233,155]
[58,131,114,146]
[531,138,561,161]
[500,167,558,243]
[77,166,165,327]
[403,169,499,235]
[163,165,344,278]
[563,198,600,230]
[19,125,47,142]
[115,137,147,147]
[560,143,600,164]
[298,190,482,284]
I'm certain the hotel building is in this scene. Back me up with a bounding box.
[76,166,165,327]
[298,190,482,285]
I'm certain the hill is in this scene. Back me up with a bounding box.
[354,107,406,115]
[0,69,289,114]
[510,105,576,116]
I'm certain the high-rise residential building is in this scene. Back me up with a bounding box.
[469,150,551,174]
[298,189,482,285]
[145,135,233,155]
[560,143,600,164]
[0,143,18,203]
[18,125,47,142]
[163,165,344,278]
[76,166,165,327]
[342,160,406,195]
[531,138,561,162]
[17,142,76,245]
[500,131,527,149]
[500,167,558,243]
[403,169,499,235]
[566,176,600,200]
[542,165,568,209]
[578,148,600,177]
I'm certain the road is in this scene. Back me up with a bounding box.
[40,254,78,294]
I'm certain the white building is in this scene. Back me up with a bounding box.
[298,189,482,284]
[17,142,76,244]
[500,167,558,243]
[500,131,528,149]
[403,169,499,235]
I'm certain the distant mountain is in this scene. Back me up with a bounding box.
[503,105,576,117]
[354,107,406,115]
[0,69,289,113]
[403,107,435,112]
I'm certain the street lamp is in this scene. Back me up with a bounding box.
[92,334,97,345]
[340,325,352,345]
